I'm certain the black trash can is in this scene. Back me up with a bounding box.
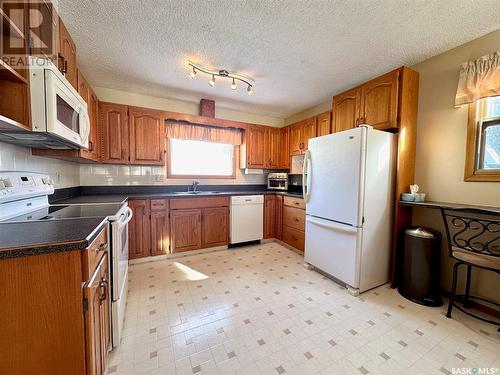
[398,227,443,307]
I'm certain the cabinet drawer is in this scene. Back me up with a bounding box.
[282,226,305,252]
[170,197,229,210]
[283,206,305,231]
[150,199,169,211]
[283,196,305,209]
[82,225,108,281]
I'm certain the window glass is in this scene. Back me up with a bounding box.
[169,139,234,176]
[485,95,500,119]
[480,123,500,170]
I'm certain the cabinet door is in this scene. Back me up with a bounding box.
[170,209,202,252]
[359,69,399,130]
[129,107,166,165]
[78,72,99,161]
[98,254,110,372]
[99,102,129,164]
[263,195,276,239]
[316,112,331,136]
[332,87,361,132]
[202,207,229,248]
[151,209,170,256]
[275,195,283,240]
[289,122,303,156]
[246,126,267,168]
[128,200,151,259]
[58,17,77,89]
[84,258,103,375]
[279,127,290,169]
[303,117,317,150]
[266,127,280,169]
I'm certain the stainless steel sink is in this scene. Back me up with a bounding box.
[171,191,222,195]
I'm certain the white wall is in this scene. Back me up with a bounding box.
[0,142,79,188]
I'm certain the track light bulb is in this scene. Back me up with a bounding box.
[247,85,253,96]
[231,78,237,90]
[208,75,215,87]
[188,66,197,79]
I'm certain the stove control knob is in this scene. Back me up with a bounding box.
[0,180,6,189]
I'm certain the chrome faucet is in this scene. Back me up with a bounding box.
[191,180,200,192]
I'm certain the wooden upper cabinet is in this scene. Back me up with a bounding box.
[266,127,280,169]
[289,122,304,155]
[202,207,229,248]
[317,112,331,136]
[128,200,151,259]
[99,102,129,164]
[58,17,77,89]
[78,71,99,161]
[279,127,290,169]
[246,126,267,168]
[151,200,170,256]
[303,117,317,148]
[360,69,399,130]
[128,107,166,165]
[170,209,202,252]
[332,87,361,133]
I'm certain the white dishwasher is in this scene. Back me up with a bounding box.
[230,195,264,245]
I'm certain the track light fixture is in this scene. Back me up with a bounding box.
[187,60,254,95]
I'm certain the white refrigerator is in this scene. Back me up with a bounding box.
[303,126,396,294]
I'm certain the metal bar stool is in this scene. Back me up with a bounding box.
[440,208,500,330]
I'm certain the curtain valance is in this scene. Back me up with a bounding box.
[166,121,242,145]
[455,51,500,106]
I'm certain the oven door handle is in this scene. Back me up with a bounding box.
[115,207,133,227]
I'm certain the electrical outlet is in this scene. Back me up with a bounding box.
[154,174,165,182]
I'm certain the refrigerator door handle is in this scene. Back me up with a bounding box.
[306,216,358,234]
[302,150,311,202]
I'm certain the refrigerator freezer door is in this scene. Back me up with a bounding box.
[304,215,361,288]
[306,128,366,226]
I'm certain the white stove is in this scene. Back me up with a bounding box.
[0,171,131,348]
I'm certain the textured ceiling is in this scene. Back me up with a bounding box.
[58,0,500,118]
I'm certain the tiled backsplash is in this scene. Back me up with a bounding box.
[0,142,80,188]
[79,164,266,185]
[1,142,267,187]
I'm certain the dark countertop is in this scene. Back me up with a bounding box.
[0,218,108,259]
[57,190,304,204]
[399,200,500,214]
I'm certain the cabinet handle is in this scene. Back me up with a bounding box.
[294,218,299,222]
[99,277,108,302]
[88,141,94,151]
[98,243,108,252]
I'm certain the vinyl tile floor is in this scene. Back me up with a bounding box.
[107,242,500,375]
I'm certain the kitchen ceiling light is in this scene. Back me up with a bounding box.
[188,66,197,79]
[208,75,215,87]
[188,60,254,95]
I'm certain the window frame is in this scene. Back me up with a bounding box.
[464,99,500,182]
[166,138,238,179]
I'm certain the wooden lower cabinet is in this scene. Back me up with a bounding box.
[264,195,283,240]
[282,226,305,252]
[0,225,110,375]
[170,209,202,252]
[170,197,229,253]
[202,207,229,247]
[128,199,151,259]
[151,210,170,256]
[282,196,305,251]
[84,253,110,375]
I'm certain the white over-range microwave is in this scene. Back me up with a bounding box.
[29,57,90,149]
